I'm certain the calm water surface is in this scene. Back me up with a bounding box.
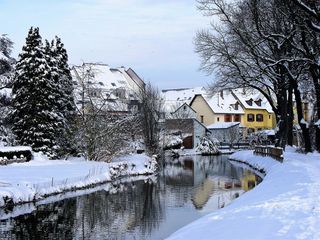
[0,155,261,240]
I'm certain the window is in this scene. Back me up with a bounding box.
[255,99,262,106]
[247,114,255,122]
[217,117,220,122]
[200,115,204,123]
[256,114,263,122]
[224,114,232,122]
[246,99,253,106]
[234,114,241,122]
[183,105,186,110]
[269,115,271,119]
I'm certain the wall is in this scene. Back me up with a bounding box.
[243,109,276,133]
[171,105,197,119]
[190,95,216,126]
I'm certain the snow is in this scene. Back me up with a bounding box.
[207,122,240,129]
[0,146,32,153]
[161,87,205,112]
[232,88,274,113]
[257,129,276,136]
[0,88,12,98]
[300,118,309,128]
[0,153,157,208]
[168,148,320,240]
[205,90,245,114]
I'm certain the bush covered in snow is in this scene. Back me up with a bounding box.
[196,136,220,155]
[163,135,183,150]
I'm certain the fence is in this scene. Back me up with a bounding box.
[254,146,283,162]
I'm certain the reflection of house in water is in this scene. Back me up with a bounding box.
[191,179,215,209]
[191,177,244,210]
[193,188,245,211]
[165,156,244,188]
[165,156,249,210]
[241,170,260,191]
[164,158,195,186]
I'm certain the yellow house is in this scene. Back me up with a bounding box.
[232,89,276,135]
[189,90,245,127]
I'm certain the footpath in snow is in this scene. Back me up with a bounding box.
[168,148,320,240]
[0,153,157,208]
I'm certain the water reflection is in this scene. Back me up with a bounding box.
[0,155,261,240]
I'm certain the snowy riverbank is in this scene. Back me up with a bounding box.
[168,148,320,240]
[0,153,157,208]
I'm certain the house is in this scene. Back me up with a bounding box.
[232,89,276,135]
[189,88,276,137]
[164,118,209,149]
[170,103,197,119]
[71,63,145,115]
[161,87,206,117]
[189,90,245,126]
[207,122,242,144]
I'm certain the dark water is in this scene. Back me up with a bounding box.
[0,155,261,240]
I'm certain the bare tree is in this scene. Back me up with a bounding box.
[138,82,163,154]
[195,0,316,151]
[72,64,140,161]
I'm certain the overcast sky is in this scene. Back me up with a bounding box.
[0,0,213,89]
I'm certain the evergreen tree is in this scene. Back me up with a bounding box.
[51,36,76,156]
[12,27,62,158]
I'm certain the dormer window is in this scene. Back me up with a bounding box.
[235,102,239,110]
[255,99,262,106]
[246,99,253,106]
[220,90,224,99]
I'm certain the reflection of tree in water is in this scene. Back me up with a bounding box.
[0,155,260,240]
[0,180,164,240]
[0,198,77,239]
[73,180,164,240]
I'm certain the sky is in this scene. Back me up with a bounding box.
[0,0,214,90]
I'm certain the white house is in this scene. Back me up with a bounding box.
[207,122,242,145]
[170,103,197,119]
[71,63,145,115]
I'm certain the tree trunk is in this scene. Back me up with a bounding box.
[275,87,288,149]
[309,64,320,151]
[287,85,294,146]
[291,77,312,152]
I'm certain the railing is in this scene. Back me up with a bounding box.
[254,146,283,163]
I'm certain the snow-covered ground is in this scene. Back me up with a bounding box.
[168,148,320,240]
[0,153,157,208]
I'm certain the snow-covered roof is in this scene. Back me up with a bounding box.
[172,102,196,114]
[72,63,137,91]
[162,87,206,112]
[232,88,273,113]
[203,90,245,114]
[207,122,240,129]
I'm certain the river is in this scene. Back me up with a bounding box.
[0,154,261,240]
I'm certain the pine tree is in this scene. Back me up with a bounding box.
[51,36,76,156]
[12,27,62,158]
